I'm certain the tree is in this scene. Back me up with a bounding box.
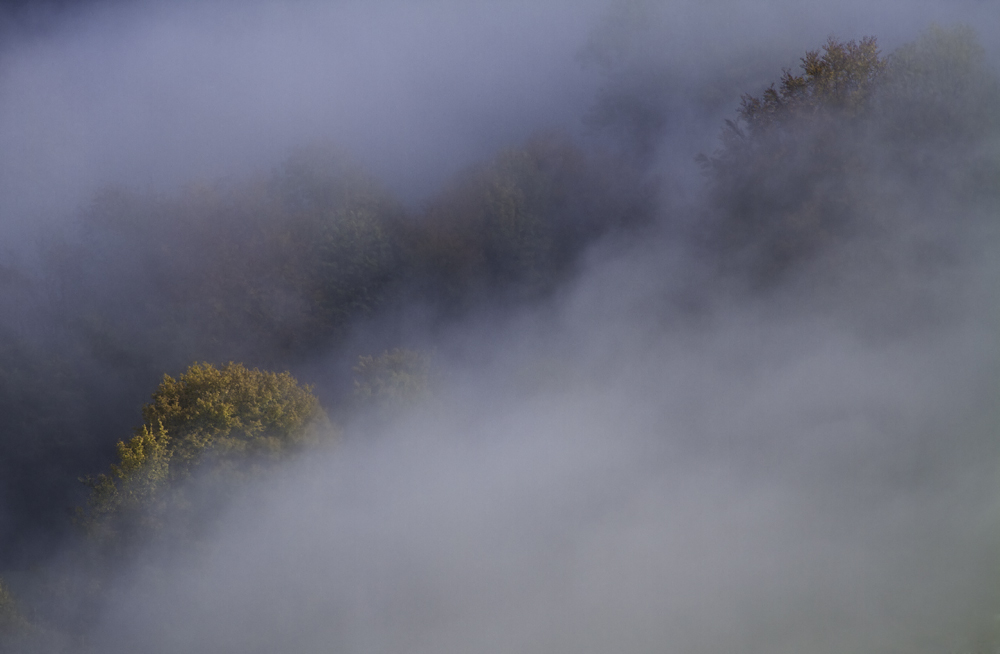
[79,362,331,543]
[700,27,1000,283]
[0,578,32,644]
[736,36,885,130]
[81,422,171,539]
[59,146,406,373]
[273,146,404,336]
[407,133,651,309]
[409,140,566,306]
[874,24,1000,203]
[697,37,889,279]
[878,25,1000,146]
[140,361,329,472]
[352,348,431,410]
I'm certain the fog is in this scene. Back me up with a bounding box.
[3,0,994,236]
[79,237,1000,653]
[1,0,999,652]
[0,0,605,239]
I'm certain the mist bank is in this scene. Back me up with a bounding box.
[2,0,996,241]
[0,0,610,243]
[37,210,1000,653]
[0,130,653,566]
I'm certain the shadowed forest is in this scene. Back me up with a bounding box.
[1,2,1000,652]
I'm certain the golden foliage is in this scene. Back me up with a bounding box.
[79,362,330,542]
[737,36,886,135]
[143,362,329,473]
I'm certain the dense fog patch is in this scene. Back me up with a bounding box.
[0,0,607,242]
[83,276,1000,653]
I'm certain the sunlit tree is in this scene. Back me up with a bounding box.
[79,362,330,543]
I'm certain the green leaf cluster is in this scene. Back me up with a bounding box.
[141,362,329,472]
[79,362,330,544]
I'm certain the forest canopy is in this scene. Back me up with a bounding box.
[78,362,330,547]
[697,27,1000,281]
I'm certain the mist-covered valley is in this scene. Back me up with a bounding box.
[1,1,999,652]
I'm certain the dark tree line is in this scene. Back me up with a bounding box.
[0,130,653,570]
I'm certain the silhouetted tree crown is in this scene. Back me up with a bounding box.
[698,28,1000,281]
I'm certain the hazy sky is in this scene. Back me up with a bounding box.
[0,0,607,239]
[1,0,995,238]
